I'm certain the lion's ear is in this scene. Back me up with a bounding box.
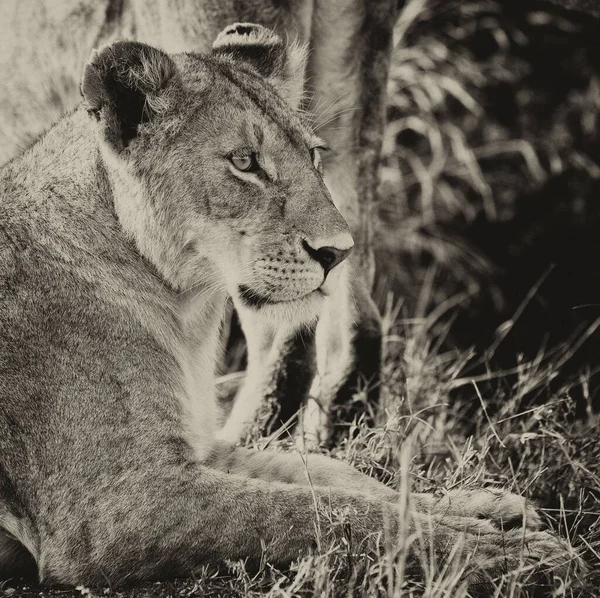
[81,41,179,149]
[212,23,307,109]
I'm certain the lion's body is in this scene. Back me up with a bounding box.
[0,33,363,581]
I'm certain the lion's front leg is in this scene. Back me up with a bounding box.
[303,272,383,446]
[208,441,565,548]
[205,443,582,588]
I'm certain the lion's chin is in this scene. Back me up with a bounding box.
[236,285,325,330]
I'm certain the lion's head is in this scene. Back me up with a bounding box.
[80,24,353,330]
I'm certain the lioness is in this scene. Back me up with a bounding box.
[0,25,577,587]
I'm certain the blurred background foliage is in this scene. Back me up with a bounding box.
[376,0,600,414]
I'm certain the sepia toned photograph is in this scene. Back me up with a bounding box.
[0,0,598,596]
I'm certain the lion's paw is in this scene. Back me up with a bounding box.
[415,514,585,591]
[420,488,543,531]
[460,528,584,590]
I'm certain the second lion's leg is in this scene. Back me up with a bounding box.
[303,0,397,443]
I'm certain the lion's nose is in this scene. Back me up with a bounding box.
[302,239,354,275]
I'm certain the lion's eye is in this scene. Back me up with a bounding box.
[230,154,259,173]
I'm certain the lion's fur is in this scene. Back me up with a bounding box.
[0,30,355,581]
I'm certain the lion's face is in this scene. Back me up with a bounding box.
[82,27,353,328]
[164,58,352,326]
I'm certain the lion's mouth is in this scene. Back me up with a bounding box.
[238,285,321,309]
